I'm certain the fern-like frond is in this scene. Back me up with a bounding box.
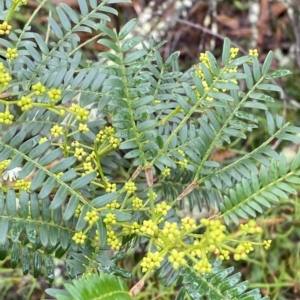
[220,153,300,224]
[0,118,122,279]
[177,262,269,300]
[46,273,132,300]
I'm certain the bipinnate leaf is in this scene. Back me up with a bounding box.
[180,262,268,300]
[46,273,132,300]
[0,0,298,295]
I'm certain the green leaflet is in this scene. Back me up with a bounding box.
[33,251,42,278]
[21,247,30,275]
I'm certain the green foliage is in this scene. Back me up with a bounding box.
[47,273,132,300]
[0,0,298,299]
[177,261,269,300]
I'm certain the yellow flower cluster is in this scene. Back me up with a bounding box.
[201,84,215,101]
[94,126,120,157]
[105,182,117,193]
[15,179,31,192]
[48,88,62,105]
[263,239,272,249]
[140,251,163,273]
[71,141,79,147]
[0,22,12,35]
[109,137,120,149]
[240,220,263,235]
[58,109,66,116]
[83,162,93,174]
[181,217,197,231]
[6,48,18,60]
[128,221,140,234]
[194,258,212,274]
[47,88,61,106]
[84,210,99,225]
[75,204,82,217]
[67,195,273,276]
[230,47,239,58]
[195,48,241,101]
[219,249,230,260]
[124,181,137,194]
[0,159,11,173]
[140,220,158,237]
[78,123,89,133]
[223,66,238,85]
[60,144,70,152]
[39,137,48,144]
[103,213,117,225]
[105,126,115,135]
[93,229,99,245]
[107,230,121,250]
[162,222,180,242]
[200,219,227,244]
[95,126,115,143]
[249,49,259,57]
[155,201,171,216]
[132,197,143,210]
[86,151,96,162]
[74,148,86,161]
[138,216,269,275]
[162,167,170,176]
[199,52,210,65]
[168,249,186,269]
[17,96,33,111]
[147,191,157,200]
[55,172,63,179]
[0,110,14,125]
[176,149,188,168]
[69,103,89,121]
[72,231,87,244]
[106,200,120,210]
[189,219,266,273]
[51,125,63,137]
[0,63,12,89]
[234,241,254,261]
[32,82,46,95]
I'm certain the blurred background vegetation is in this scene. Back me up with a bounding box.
[0,0,299,299]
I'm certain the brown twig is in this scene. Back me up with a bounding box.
[165,16,248,55]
